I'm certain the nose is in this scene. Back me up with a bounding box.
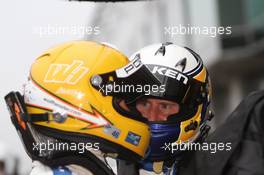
[147,106,166,121]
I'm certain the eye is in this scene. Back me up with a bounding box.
[159,103,180,115]
[159,104,172,113]
[160,103,171,110]
[137,100,150,108]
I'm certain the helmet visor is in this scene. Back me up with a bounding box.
[91,56,162,103]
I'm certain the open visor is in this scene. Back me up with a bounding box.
[91,58,208,107]
[152,75,207,107]
[90,55,162,103]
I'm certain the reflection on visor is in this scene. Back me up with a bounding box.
[91,55,161,103]
[151,77,207,106]
[91,57,208,107]
[144,64,208,107]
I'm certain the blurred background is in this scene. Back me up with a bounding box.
[0,0,263,174]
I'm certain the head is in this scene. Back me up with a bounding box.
[5,41,152,165]
[116,42,213,162]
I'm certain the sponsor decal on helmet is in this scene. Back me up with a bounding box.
[56,87,85,99]
[151,65,189,85]
[116,54,143,78]
[125,131,141,146]
[44,60,89,85]
[103,124,121,139]
[25,80,109,128]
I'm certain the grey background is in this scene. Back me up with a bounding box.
[0,0,263,174]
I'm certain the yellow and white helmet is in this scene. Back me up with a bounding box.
[124,42,213,161]
[5,41,151,164]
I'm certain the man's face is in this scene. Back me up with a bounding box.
[136,98,180,121]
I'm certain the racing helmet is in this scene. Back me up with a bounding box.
[5,41,152,165]
[122,42,213,162]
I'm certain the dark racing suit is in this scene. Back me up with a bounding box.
[178,90,264,175]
